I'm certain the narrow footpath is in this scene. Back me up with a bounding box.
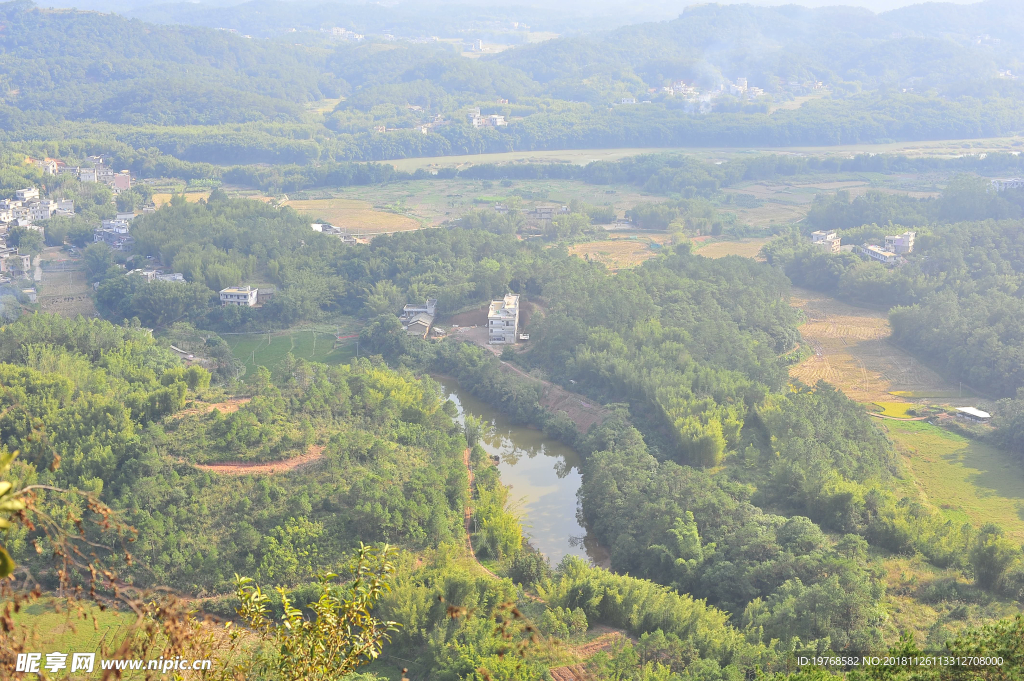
[463,447,500,580]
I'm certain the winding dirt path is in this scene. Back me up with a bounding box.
[193,445,325,476]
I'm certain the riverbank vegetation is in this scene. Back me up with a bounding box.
[6,194,1024,677]
[344,223,1024,653]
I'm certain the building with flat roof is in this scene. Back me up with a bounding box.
[488,294,520,344]
[859,243,900,265]
[956,407,991,423]
[811,230,841,253]
[885,231,915,255]
[219,285,258,306]
[400,299,437,324]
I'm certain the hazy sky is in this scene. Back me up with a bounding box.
[36,0,989,24]
[543,0,984,15]
[44,0,988,10]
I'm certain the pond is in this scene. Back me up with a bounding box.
[435,376,608,568]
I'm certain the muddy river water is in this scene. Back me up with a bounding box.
[435,376,608,567]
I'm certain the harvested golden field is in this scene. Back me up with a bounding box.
[38,268,96,318]
[695,238,770,259]
[569,238,663,270]
[151,191,210,207]
[284,198,421,234]
[789,288,958,403]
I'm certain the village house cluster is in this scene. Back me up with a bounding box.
[94,214,136,251]
[622,77,825,110]
[29,155,133,194]
[396,293,524,344]
[466,107,507,129]
[620,77,773,109]
[0,187,74,233]
[812,228,916,266]
[859,231,915,265]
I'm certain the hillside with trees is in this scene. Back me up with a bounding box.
[3,0,1024,166]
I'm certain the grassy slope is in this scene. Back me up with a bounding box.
[227,325,360,381]
[885,420,1024,541]
[10,600,138,658]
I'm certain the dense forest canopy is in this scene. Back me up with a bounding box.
[3,0,1024,165]
[4,0,1024,675]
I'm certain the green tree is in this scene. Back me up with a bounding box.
[970,524,1020,590]
[83,242,116,281]
[8,226,43,255]
[362,280,404,317]
[234,544,400,681]
[116,190,143,213]
[43,220,69,247]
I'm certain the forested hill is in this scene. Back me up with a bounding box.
[5,0,1024,163]
[498,0,1024,95]
[0,0,338,125]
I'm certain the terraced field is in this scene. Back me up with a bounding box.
[789,288,962,403]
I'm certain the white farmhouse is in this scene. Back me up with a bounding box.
[219,285,258,307]
[487,294,520,344]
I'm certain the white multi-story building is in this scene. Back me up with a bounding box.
[811,230,841,253]
[488,294,520,344]
[56,199,74,217]
[28,200,57,222]
[15,188,38,201]
[885,231,915,254]
[0,249,31,274]
[219,286,258,306]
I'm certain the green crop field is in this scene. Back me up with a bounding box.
[227,325,360,381]
[11,599,138,659]
[886,421,1024,541]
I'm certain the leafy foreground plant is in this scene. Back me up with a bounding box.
[232,544,400,681]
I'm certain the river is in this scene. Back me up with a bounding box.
[435,376,608,567]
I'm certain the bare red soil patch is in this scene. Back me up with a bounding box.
[193,445,325,476]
